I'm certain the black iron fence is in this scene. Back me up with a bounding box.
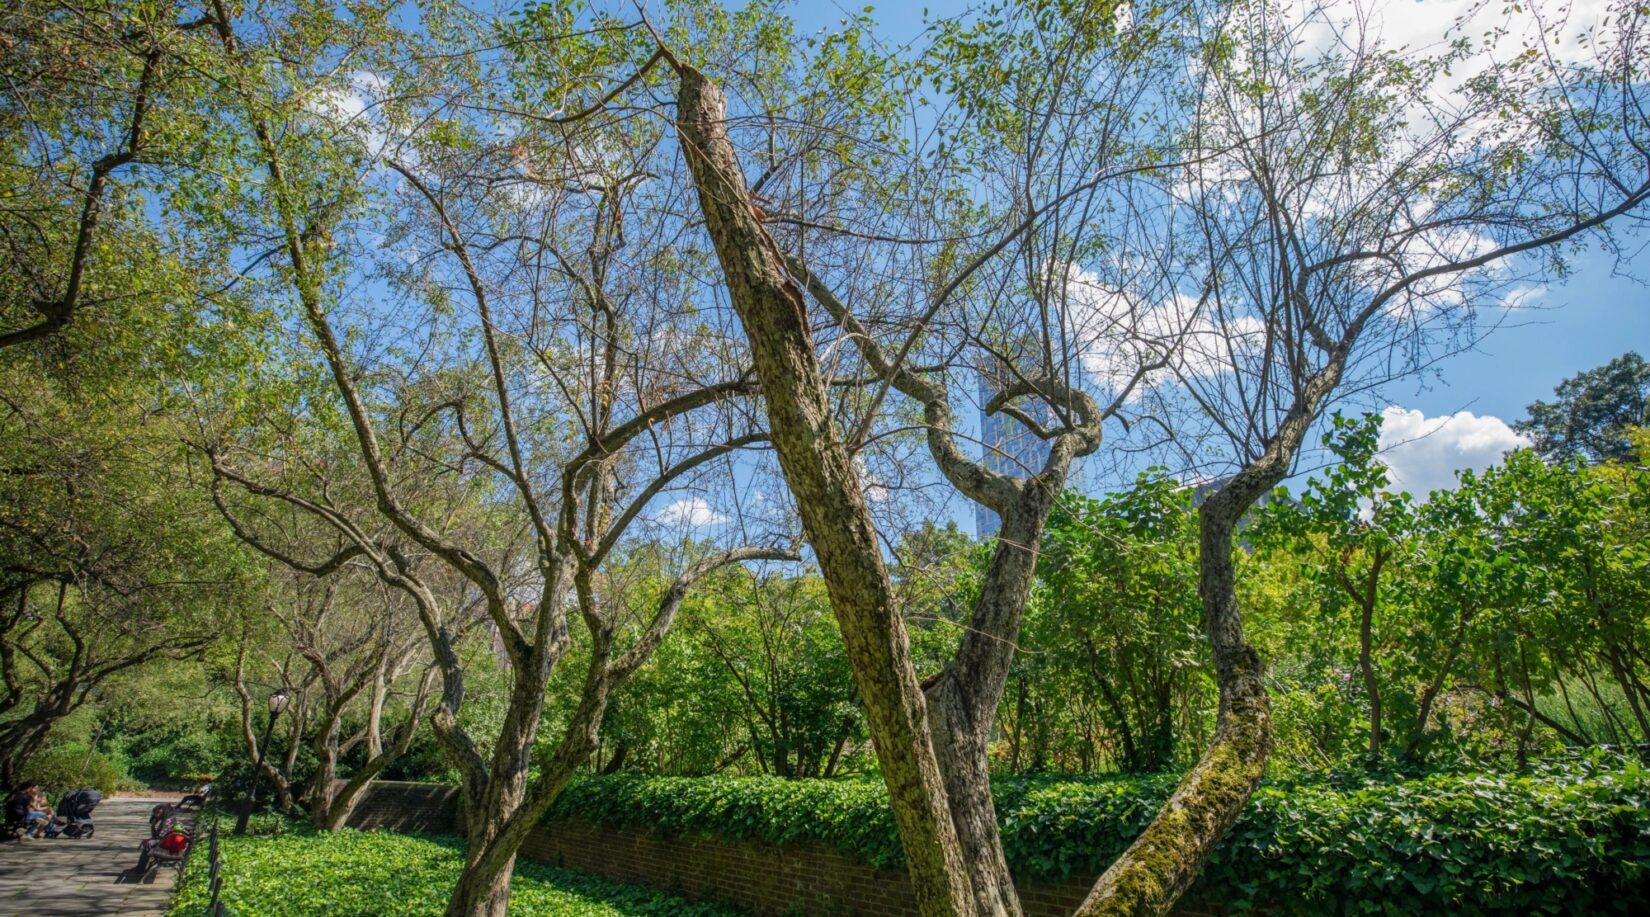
[204,819,226,916]
[172,812,227,915]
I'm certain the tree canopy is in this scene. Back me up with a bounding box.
[1516,351,1650,464]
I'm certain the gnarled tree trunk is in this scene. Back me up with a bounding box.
[1077,358,1343,916]
[923,490,1062,916]
[674,61,976,917]
[1075,485,1272,916]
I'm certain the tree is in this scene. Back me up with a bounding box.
[201,3,799,912]
[0,390,243,785]
[1,0,274,787]
[1028,477,1207,775]
[1251,414,1419,762]
[1251,413,1511,765]
[676,0,1650,911]
[672,0,1189,906]
[673,55,977,915]
[589,564,765,777]
[223,571,442,830]
[687,570,860,779]
[1399,471,1526,761]
[6,2,1646,915]
[0,1,226,348]
[1,187,262,785]
[1515,352,1650,464]
[1457,450,1650,750]
[1074,0,1650,911]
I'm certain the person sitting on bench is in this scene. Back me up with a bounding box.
[6,783,56,838]
[179,780,212,809]
[136,817,191,871]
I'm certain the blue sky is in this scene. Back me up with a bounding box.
[314,1,1648,540]
[1389,246,1649,421]
[782,0,1649,513]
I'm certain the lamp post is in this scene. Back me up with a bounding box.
[234,689,290,835]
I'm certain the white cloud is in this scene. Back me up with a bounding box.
[303,70,394,156]
[654,497,729,528]
[853,455,891,503]
[1502,285,1546,309]
[1059,266,1263,395]
[1297,0,1607,94]
[1376,405,1530,497]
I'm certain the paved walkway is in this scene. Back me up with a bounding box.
[0,796,184,917]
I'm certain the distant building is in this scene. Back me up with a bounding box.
[1188,477,1226,509]
[977,369,1052,539]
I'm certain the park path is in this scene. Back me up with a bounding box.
[0,796,182,917]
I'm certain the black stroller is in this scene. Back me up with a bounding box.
[54,788,100,838]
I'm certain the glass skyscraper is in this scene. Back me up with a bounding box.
[976,369,1052,538]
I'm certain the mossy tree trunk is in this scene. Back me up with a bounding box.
[673,61,977,917]
[1074,483,1273,916]
[1076,347,1347,916]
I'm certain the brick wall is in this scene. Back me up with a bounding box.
[345,782,1222,917]
[344,781,461,835]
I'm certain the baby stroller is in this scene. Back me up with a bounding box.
[54,788,100,838]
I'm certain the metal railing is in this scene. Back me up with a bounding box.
[204,820,226,916]
[172,813,227,916]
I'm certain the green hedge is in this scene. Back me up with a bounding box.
[548,762,1650,914]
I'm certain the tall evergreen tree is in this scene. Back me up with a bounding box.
[1516,352,1650,464]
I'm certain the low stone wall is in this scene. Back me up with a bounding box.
[344,781,1216,917]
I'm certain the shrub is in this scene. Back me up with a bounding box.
[129,731,235,786]
[24,744,124,796]
[167,828,738,917]
[1209,764,1650,914]
[549,761,1650,914]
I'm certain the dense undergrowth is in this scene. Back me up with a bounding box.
[548,758,1650,914]
[166,828,738,917]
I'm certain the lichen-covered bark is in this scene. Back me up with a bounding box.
[445,847,516,917]
[926,677,1021,916]
[442,684,603,917]
[674,62,974,917]
[925,484,1066,917]
[443,652,554,917]
[1075,494,1272,917]
[1077,357,1345,916]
